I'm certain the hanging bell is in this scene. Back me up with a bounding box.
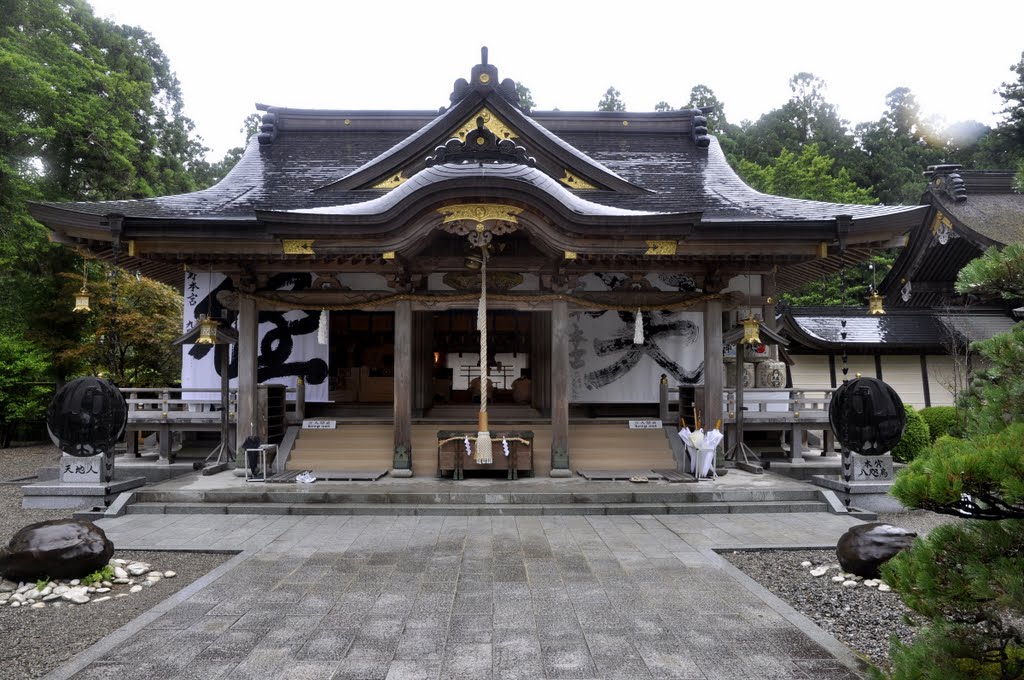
[741,316,761,345]
[867,290,886,315]
[73,286,91,313]
[196,314,219,345]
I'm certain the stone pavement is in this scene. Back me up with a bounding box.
[47,512,867,680]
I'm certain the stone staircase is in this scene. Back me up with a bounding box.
[122,485,836,517]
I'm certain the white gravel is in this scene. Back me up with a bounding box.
[723,510,963,671]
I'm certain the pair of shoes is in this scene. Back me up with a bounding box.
[295,471,317,484]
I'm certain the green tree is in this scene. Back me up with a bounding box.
[736,144,876,204]
[879,425,1024,679]
[687,84,729,133]
[56,268,183,387]
[598,86,626,112]
[515,82,535,114]
[856,87,946,204]
[0,333,53,447]
[956,244,1024,301]
[0,0,203,391]
[976,50,1024,169]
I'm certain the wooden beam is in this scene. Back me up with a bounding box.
[703,299,723,433]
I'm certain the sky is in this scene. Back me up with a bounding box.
[87,0,1024,160]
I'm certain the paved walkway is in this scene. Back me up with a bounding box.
[49,513,866,680]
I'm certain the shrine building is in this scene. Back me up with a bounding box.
[30,51,928,476]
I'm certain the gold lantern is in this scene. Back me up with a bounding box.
[73,286,91,313]
[867,290,886,315]
[741,315,761,345]
[196,314,219,345]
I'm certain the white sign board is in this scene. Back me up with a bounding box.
[628,419,663,430]
[302,419,337,430]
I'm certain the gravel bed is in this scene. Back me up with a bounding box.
[0,446,232,680]
[722,510,964,672]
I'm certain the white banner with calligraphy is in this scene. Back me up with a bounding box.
[569,310,703,403]
[182,271,329,403]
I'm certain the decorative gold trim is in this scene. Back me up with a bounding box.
[372,171,406,189]
[479,73,490,84]
[817,241,828,258]
[437,204,523,233]
[282,239,315,255]
[127,240,136,257]
[452,107,516,142]
[645,240,677,256]
[559,170,598,190]
[931,211,954,244]
[564,250,578,260]
[382,251,396,260]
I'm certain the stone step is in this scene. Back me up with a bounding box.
[125,499,831,516]
[133,488,824,505]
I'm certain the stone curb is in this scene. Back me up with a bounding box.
[696,544,869,675]
[40,547,250,680]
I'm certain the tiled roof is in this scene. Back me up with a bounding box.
[32,107,922,227]
[781,306,1017,350]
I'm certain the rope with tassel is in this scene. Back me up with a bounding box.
[475,246,492,464]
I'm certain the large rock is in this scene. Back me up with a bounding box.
[837,522,917,578]
[0,519,114,581]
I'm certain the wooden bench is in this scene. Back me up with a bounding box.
[437,430,534,480]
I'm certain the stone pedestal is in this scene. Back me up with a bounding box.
[22,450,144,511]
[810,454,903,513]
[59,453,114,484]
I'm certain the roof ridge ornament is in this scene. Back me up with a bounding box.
[425,116,536,167]
[924,164,967,202]
[448,46,524,110]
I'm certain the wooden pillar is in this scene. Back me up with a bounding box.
[393,301,412,469]
[550,300,570,474]
[703,300,723,434]
[531,312,552,414]
[412,311,434,416]
[235,295,259,455]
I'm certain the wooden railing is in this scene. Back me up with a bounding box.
[120,382,306,461]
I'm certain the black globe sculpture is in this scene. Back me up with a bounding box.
[828,377,906,455]
[46,377,127,457]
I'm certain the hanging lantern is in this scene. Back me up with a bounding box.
[867,290,886,315]
[73,286,91,313]
[196,314,219,345]
[741,316,761,345]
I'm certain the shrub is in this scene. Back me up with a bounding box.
[919,406,959,442]
[891,404,930,463]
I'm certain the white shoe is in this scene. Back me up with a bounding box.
[295,471,316,484]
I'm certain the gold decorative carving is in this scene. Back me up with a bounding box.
[564,251,577,260]
[443,272,523,291]
[382,251,396,260]
[931,211,954,244]
[644,240,677,256]
[127,240,136,257]
[372,171,406,189]
[452,107,517,142]
[282,240,315,255]
[817,241,828,258]
[437,204,523,235]
[479,73,490,84]
[559,170,598,190]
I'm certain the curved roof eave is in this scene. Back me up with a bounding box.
[259,163,698,227]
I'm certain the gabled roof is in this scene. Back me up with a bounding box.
[880,166,1024,309]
